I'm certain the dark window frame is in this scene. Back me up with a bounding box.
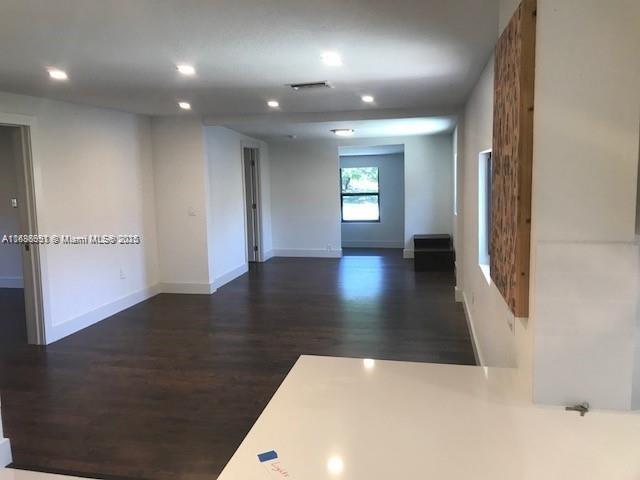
[339,167,381,223]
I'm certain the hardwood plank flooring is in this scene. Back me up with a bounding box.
[0,288,27,349]
[0,249,475,479]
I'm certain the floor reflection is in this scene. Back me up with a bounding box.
[338,254,384,301]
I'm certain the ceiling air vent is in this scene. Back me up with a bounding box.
[288,81,332,91]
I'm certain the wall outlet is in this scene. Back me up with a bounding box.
[187,207,197,217]
[119,269,126,280]
[10,198,18,208]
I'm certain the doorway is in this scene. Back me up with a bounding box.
[243,147,261,262]
[0,122,45,346]
[338,144,405,251]
[0,126,27,348]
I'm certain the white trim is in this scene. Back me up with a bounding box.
[342,241,404,248]
[273,248,342,258]
[213,263,248,289]
[454,286,463,303]
[0,277,23,288]
[0,438,11,467]
[262,249,274,261]
[0,113,35,128]
[462,291,483,366]
[160,282,215,295]
[403,249,414,259]
[46,284,161,344]
[479,263,491,285]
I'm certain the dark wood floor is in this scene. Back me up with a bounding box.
[0,288,27,348]
[0,249,475,480]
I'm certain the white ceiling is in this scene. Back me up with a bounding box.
[0,0,499,116]
[339,144,405,156]
[229,116,456,141]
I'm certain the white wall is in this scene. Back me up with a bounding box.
[0,103,269,344]
[531,0,640,410]
[0,91,160,344]
[270,134,453,258]
[403,134,453,255]
[270,140,343,257]
[259,143,274,258]
[637,137,640,235]
[458,0,640,408]
[635,300,640,409]
[205,126,246,285]
[340,153,405,248]
[499,0,521,33]
[532,4,639,244]
[151,117,212,293]
[0,127,23,288]
[533,242,639,409]
[457,57,529,370]
[204,126,271,286]
[151,120,272,292]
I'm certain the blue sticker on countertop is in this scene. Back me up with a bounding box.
[258,450,278,463]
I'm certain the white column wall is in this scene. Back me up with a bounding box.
[531,0,640,410]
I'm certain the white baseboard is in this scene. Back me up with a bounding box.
[462,291,483,366]
[403,249,414,259]
[0,438,10,467]
[454,286,463,302]
[273,248,342,258]
[342,241,404,248]
[212,264,248,290]
[47,284,162,344]
[262,249,274,261]
[0,276,23,288]
[160,282,216,295]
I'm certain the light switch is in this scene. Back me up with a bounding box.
[10,198,17,208]
[188,207,196,217]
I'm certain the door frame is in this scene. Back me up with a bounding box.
[1,113,47,345]
[241,144,264,262]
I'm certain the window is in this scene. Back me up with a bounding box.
[485,153,492,257]
[340,167,380,222]
[478,151,492,282]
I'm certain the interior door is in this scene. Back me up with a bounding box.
[244,148,260,262]
[11,125,45,344]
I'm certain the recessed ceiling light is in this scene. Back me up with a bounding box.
[47,68,68,80]
[361,95,375,103]
[178,101,192,110]
[321,51,343,67]
[331,128,354,137]
[267,100,280,108]
[176,64,196,76]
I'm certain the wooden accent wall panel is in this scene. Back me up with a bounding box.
[491,0,536,317]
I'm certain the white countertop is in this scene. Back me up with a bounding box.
[219,355,640,480]
[2,356,638,480]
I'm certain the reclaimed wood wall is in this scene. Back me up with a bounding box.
[491,0,536,317]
